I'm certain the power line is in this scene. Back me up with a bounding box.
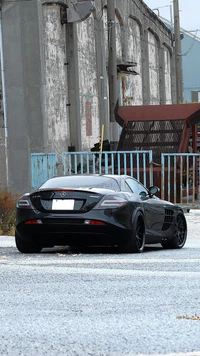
[131,0,172,41]
[181,30,199,56]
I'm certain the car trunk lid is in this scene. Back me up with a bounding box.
[30,189,104,213]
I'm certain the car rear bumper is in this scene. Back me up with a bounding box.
[16,218,131,247]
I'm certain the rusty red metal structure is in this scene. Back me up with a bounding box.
[115,102,200,201]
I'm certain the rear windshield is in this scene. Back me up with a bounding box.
[40,176,120,191]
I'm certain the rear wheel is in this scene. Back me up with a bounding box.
[15,231,42,253]
[119,211,145,253]
[161,212,187,249]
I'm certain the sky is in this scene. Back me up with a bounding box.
[144,0,200,33]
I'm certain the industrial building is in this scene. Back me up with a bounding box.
[0,0,176,193]
[159,16,200,103]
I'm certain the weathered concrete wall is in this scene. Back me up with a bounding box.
[1,2,45,192]
[148,31,160,105]
[1,1,71,192]
[164,45,173,104]
[126,18,143,106]
[43,4,70,153]
[74,0,175,147]
[1,0,175,192]
[76,16,100,150]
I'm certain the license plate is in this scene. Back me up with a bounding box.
[52,199,74,210]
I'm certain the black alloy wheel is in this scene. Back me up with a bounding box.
[161,212,187,249]
[119,211,145,253]
[15,231,42,253]
[135,215,145,252]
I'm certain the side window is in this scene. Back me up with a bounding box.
[125,182,132,193]
[126,178,148,195]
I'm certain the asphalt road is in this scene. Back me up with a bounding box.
[1,210,200,356]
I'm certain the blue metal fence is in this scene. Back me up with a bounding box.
[31,150,153,190]
[31,153,58,190]
[31,151,200,208]
[161,153,200,207]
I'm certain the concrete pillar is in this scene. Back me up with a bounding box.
[0,57,7,188]
[1,2,44,192]
[66,23,81,151]
[42,3,70,153]
[1,1,71,192]
[171,50,177,104]
[159,45,165,104]
[141,29,150,105]
[94,17,110,141]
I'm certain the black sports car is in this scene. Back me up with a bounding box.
[15,174,187,253]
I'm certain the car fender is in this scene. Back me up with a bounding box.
[131,207,145,225]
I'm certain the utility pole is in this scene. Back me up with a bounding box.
[173,0,183,103]
[107,0,118,147]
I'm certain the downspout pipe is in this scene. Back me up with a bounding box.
[0,8,9,188]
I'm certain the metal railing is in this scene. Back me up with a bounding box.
[161,153,200,208]
[31,151,200,208]
[31,150,153,189]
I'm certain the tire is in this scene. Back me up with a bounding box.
[161,212,187,249]
[119,211,145,253]
[15,231,42,253]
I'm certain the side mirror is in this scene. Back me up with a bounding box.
[139,191,148,197]
[139,191,149,201]
[148,186,160,196]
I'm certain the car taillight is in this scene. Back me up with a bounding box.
[24,220,42,225]
[95,195,127,209]
[17,194,32,209]
[84,220,105,225]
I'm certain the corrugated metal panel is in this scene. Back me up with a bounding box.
[181,32,200,102]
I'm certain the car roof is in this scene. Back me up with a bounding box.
[48,174,130,181]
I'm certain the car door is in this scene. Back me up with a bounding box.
[125,178,165,243]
